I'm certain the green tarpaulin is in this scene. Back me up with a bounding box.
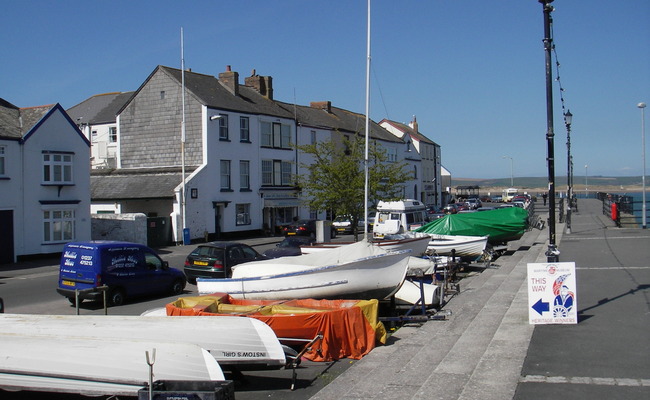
[415,207,529,244]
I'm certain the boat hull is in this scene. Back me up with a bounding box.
[198,241,411,300]
[425,234,488,260]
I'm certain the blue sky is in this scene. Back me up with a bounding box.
[2,0,648,179]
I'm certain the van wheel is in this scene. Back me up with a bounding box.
[171,279,185,295]
[108,289,125,307]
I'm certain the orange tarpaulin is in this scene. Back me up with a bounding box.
[166,293,386,362]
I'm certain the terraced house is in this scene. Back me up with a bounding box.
[0,99,91,263]
[87,65,442,244]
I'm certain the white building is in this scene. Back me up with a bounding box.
[0,99,91,263]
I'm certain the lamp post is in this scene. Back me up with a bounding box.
[539,0,559,262]
[564,109,573,234]
[502,155,514,187]
[638,102,647,229]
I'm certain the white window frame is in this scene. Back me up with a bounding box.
[43,152,73,184]
[219,114,229,140]
[262,159,292,186]
[220,160,231,190]
[108,126,117,143]
[235,203,251,226]
[261,121,291,149]
[240,160,250,190]
[240,116,250,142]
[43,208,76,243]
[0,146,5,176]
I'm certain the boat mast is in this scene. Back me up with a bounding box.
[180,27,187,243]
[364,0,371,240]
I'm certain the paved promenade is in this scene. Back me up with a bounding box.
[311,199,650,399]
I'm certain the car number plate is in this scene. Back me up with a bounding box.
[62,280,75,287]
[194,261,209,266]
[287,232,296,235]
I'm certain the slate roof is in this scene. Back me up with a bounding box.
[67,92,134,125]
[279,101,403,144]
[91,167,192,200]
[0,99,55,140]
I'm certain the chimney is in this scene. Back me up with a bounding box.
[244,69,273,100]
[409,115,419,133]
[218,65,239,96]
[310,101,332,113]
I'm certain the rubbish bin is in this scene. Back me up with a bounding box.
[138,380,234,400]
[183,228,191,245]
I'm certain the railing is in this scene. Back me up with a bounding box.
[599,192,644,228]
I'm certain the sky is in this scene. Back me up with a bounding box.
[1,0,648,179]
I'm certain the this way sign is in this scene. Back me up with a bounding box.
[527,262,577,324]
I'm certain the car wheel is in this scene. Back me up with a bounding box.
[171,279,185,295]
[330,229,337,238]
[108,288,125,307]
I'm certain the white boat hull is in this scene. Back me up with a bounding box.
[0,314,285,370]
[0,335,223,397]
[300,233,430,256]
[198,241,411,300]
[394,279,441,306]
[425,234,488,260]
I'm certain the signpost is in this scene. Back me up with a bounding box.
[527,262,578,324]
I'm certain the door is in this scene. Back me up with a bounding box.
[0,210,14,264]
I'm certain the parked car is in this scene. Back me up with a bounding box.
[263,236,316,258]
[333,216,364,234]
[466,198,482,210]
[57,241,186,306]
[443,203,459,214]
[426,206,445,220]
[184,242,269,284]
[281,219,337,238]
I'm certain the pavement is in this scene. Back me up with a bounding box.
[310,199,650,400]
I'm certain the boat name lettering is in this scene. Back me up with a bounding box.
[221,351,267,358]
[63,251,77,259]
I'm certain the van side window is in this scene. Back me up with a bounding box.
[390,213,400,220]
[144,252,162,270]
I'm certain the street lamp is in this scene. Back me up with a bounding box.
[502,155,514,187]
[564,109,573,234]
[638,102,647,229]
[539,0,559,262]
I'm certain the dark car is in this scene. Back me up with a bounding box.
[183,242,269,284]
[263,236,316,258]
[281,219,337,238]
[443,204,459,214]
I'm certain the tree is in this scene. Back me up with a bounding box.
[296,133,411,239]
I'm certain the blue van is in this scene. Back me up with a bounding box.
[56,241,186,306]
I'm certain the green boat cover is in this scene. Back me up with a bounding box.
[414,207,529,244]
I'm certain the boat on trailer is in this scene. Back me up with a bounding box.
[197,240,411,301]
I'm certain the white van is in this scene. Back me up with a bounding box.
[503,188,519,202]
[373,199,427,238]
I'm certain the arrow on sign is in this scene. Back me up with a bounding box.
[532,298,550,315]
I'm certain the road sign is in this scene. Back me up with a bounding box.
[527,262,577,324]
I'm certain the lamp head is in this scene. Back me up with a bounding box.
[209,115,222,121]
[564,109,572,126]
[638,102,647,109]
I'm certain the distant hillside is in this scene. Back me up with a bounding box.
[452,176,645,190]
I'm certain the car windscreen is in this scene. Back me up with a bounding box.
[192,246,223,260]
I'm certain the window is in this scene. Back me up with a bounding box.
[310,130,316,145]
[0,146,5,176]
[262,160,293,186]
[109,127,117,143]
[219,115,229,140]
[43,209,75,243]
[220,160,231,190]
[240,160,250,190]
[261,121,292,149]
[43,152,73,184]
[413,165,418,179]
[386,147,397,162]
[240,117,250,142]
[236,204,251,226]
[160,91,165,99]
